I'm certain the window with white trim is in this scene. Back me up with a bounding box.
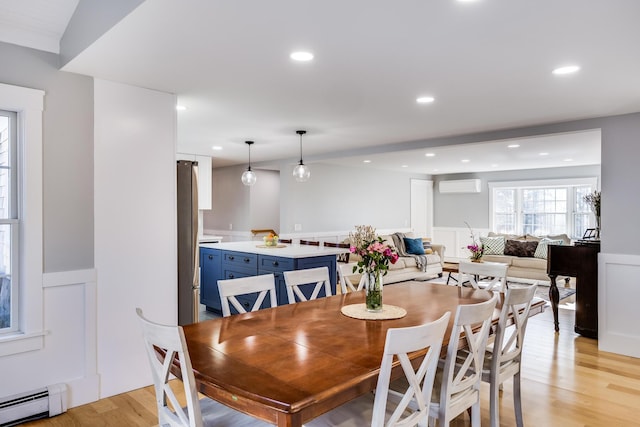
[0,82,44,356]
[0,110,18,333]
[489,178,598,239]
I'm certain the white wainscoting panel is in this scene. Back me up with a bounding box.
[204,228,414,245]
[433,227,490,261]
[598,253,640,358]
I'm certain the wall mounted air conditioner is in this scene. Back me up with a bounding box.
[438,179,482,194]
[0,383,67,426]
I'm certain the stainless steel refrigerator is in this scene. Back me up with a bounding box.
[177,160,199,325]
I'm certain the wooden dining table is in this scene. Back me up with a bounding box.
[180,281,545,427]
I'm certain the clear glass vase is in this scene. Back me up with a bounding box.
[365,271,383,312]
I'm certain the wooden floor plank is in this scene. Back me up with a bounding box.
[23,307,640,427]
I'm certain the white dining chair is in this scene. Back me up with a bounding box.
[429,293,499,427]
[458,260,509,292]
[306,312,451,427]
[217,274,277,317]
[483,284,537,427]
[135,308,270,427]
[283,266,332,304]
[337,262,365,293]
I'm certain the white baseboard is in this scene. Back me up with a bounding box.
[598,252,640,358]
[67,374,101,408]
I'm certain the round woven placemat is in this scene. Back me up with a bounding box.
[255,244,287,248]
[341,303,407,320]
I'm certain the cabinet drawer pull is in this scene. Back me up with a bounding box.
[272,261,279,267]
[244,302,250,308]
[244,258,251,263]
[228,256,235,261]
[208,255,213,260]
[228,274,235,279]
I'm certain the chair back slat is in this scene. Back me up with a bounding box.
[217,274,277,317]
[337,262,365,293]
[458,261,509,291]
[136,308,203,427]
[435,293,498,425]
[372,313,450,427]
[283,267,332,304]
[493,285,537,369]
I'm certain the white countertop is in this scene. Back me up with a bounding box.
[199,235,223,243]
[199,241,350,259]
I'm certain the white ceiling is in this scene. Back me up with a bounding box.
[5,0,637,174]
[0,0,78,53]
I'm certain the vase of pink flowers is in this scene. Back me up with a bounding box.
[349,225,399,312]
[464,221,484,262]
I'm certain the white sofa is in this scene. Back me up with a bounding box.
[480,232,572,282]
[345,233,445,284]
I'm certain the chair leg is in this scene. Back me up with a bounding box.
[490,378,500,427]
[514,371,524,427]
[471,402,481,427]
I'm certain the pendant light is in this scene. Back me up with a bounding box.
[293,130,311,182]
[241,141,257,186]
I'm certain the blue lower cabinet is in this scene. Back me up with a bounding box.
[200,248,221,311]
[200,249,337,314]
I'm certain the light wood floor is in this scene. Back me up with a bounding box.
[24,307,640,427]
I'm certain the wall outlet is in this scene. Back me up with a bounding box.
[229,223,233,230]
[294,223,302,231]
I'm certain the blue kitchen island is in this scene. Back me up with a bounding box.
[199,241,349,314]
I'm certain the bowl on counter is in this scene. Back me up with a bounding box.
[263,235,279,246]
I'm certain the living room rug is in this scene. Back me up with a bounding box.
[427,275,576,305]
[510,282,576,303]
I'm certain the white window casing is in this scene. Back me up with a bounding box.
[489,177,599,239]
[0,83,45,356]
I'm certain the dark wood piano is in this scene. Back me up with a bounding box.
[547,240,600,338]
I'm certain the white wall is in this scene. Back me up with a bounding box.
[203,165,250,233]
[433,164,601,229]
[280,163,428,234]
[249,170,280,232]
[94,79,176,397]
[598,113,640,356]
[0,42,96,407]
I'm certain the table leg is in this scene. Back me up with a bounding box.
[548,274,560,332]
[276,412,302,427]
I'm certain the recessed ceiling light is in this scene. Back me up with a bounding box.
[425,153,436,157]
[176,105,187,111]
[552,65,580,75]
[461,159,470,163]
[491,164,499,168]
[563,158,573,162]
[433,169,439,172]
[401,165,409,168]
[416,96,435,104]
[539,152,549,156]
[211,146,223,151]
[290,51,314,61]
[363,160,371,163]
[507,144,520,148]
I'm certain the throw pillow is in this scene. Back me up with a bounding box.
[504,239,538,257]
[534,238,563,259]
[480,236,505,255]
[403,237,425,255]
[422,240,434,254]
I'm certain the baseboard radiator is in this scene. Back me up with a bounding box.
[0,384,67,426]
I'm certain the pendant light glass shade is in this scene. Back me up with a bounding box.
[241,141,257,186]
[293,130,310,182]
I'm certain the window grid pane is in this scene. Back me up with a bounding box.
[492,183,595,239]
[0,111,16,334]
